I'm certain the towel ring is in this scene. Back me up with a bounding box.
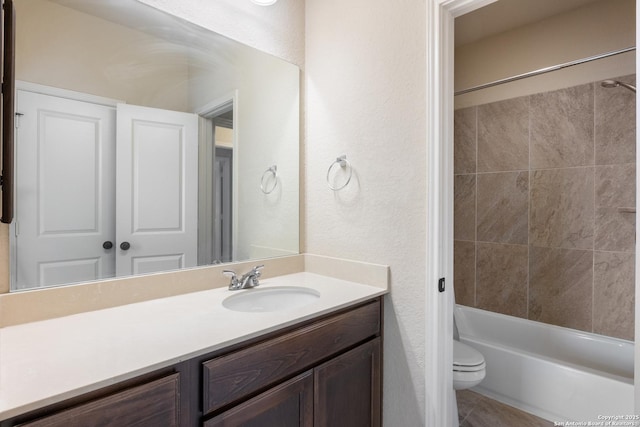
[326,155,352,191]
[260,165,278,194]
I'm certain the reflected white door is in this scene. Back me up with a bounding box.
[116,104,199,276]
[13,90,116,289]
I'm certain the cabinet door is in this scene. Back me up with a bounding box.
[19,374,180,427]
[314,338,381,427]
[204,371,313,427]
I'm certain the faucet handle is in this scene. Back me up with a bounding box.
[248,265,264,287]
[223,270,239,289]
[252,264,264,277]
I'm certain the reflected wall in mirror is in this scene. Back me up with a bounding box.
[10,0,300,291]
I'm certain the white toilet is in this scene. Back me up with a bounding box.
[452,340,486,390]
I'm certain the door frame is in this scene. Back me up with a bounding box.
[424,1,497,425]
[195,91,239,262]
[428,0,640,425]
[635,0,639,413]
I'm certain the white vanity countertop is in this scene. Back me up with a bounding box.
[0,272,387,421]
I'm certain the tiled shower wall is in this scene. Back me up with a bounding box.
[453,75,636,341]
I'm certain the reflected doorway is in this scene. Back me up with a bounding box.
[213,121,233,263]
[197,95,236,266]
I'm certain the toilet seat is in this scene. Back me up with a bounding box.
[453,340,485,371]
[453,341,486,390]
[453,362,486,372]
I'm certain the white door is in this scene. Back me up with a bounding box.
[13,90,116,289]
[116,104,199,276]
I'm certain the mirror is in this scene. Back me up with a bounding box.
[10,0,300,291]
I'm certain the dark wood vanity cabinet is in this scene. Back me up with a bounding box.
[15,374,181,427]
[4,297,382,427]
[205,337,381,427]
[202,299,382,426]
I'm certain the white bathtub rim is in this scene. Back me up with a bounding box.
[460,335,634,384]
[456,305,634,346]
[455,304,634,379]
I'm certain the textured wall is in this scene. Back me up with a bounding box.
[16,0,191,111]
[137,0,305,67]
[305,0,427,424]
[454,75,636,340]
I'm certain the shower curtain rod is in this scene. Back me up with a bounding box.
[454,46,636,96]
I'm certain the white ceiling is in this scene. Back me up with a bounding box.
[455,0,603,46]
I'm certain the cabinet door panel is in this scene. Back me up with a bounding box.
[204,371,313,427]
[19,374,180,427]
[314,338,381,427]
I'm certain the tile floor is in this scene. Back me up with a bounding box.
[457,390,554,427]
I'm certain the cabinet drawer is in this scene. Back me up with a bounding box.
[202,300,380,415]
[18,373,180,427]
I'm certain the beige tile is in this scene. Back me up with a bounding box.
[595,163,636,208]
[477,172,528,244]
[455,174,476,241]
[530,167,594,250]
[454,240,475,307]
[455,107,477,174]
[530,84,594,168]
[596,74,636,165]
[593,251,635,340]
[595,207,635,252]
[476,243,528,318]
[529,246,593,332]
[477,97,529,172]
[460,391,553,427]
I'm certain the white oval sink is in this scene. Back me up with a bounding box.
[222,286,321,312]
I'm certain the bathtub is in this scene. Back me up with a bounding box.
[455,305,635,423]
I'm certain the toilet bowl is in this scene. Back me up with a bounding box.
[453,340,486,390]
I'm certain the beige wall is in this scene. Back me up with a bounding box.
[306,0,427,424]
[188,47,300,261]
[16,0,190,111]
[455,0,635,108]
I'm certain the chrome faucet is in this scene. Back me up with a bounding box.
[223,265,264,290]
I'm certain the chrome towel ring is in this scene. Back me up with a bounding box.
[260,165,278,194]
[326,155,352,191]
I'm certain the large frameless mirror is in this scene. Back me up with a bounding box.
[10,0,300,291]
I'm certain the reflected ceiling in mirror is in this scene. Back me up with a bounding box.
[10,0,300,291]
